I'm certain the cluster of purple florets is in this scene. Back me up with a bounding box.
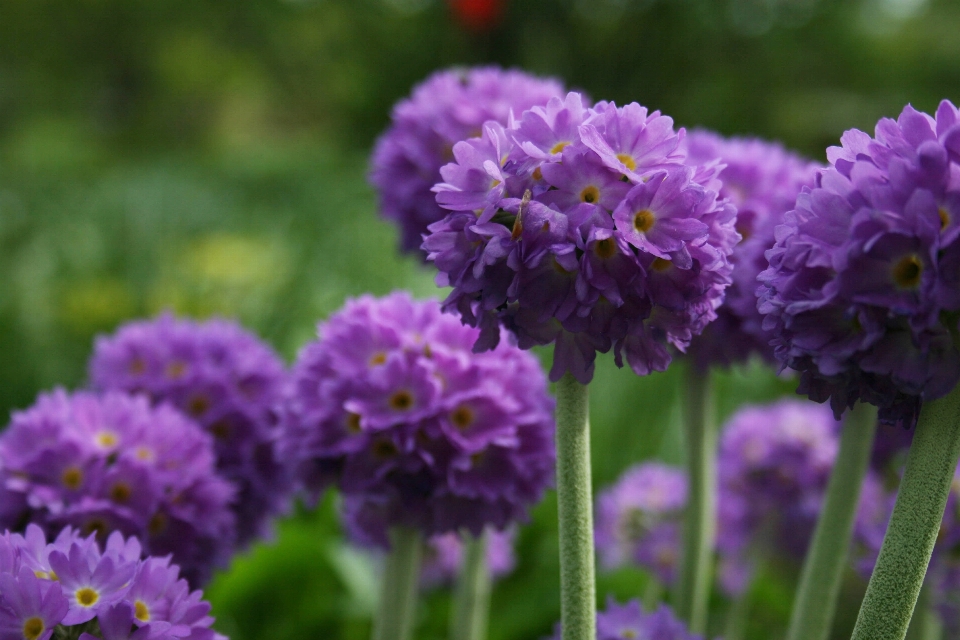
[0,524,223,640]
[88,314,291,548]
[370,66,565,255]
[594,462,687,586]
[715,399,839,595]
[419,528,516,588]
[424,92,740,383]
[683,132,821,370]
[280,292,556,547]
[0,390,235,586]
[758,100,960,427]
[546,598,702,640]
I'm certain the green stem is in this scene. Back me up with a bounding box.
[372,527,423,640]
[852,384,960,640]
[555,373,596,640]
[450,530,491,640]
[723,588,751,640]
[785,401,878,640]
[643,575,663,612]
[676,366,716,635]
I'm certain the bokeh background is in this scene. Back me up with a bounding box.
[1,0,958,637]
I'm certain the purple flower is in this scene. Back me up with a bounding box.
[716,399,839,595]
[545,598,703,640]
[0,390,235,586]
[681,132,821,370]
[426,94,739,384]
[757,101,960,427]
[0,525,223,640]
[370,66,565,255]
[594,463,686,585]
[89,313,291,548]
[279,292,556,545]
[401,527,517,589]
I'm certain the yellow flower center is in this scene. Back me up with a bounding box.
[135,446,154,461]
[128,358,146,375]
[186,393,210,417]
[621,630,638,640]
[23,617,45,640]
[651,257,672,272]
[549,141,569,155]
[134,600,151,622]
[148,512,168,535]
[110,482,132,504]
[450,405,475,430]
[616,153,637,172]
[593,238,617,259]
[580,185,600,204]
[62,466,83,490]
[633,209,655,233]
[388,390,414,411]
[95,431,118,448]
[892,254,923,289]
[34,570,58,581]
[83,519,107,538]
[209,420,231,440]
[165,361,187,379]
[532,167,543,181]
[940,206,951,231]
[76,587,99,607]
[345,413,362,434]
[369,352,387,366]
[372,439,398,459]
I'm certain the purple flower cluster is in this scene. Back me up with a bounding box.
[89,314,291,548]
[758,101,960,427]
[418,528,516,589]
[280,292,555,547]
[716,399,839,595]
[0,390,235,586]
[370,66,565,255]
[425,93,739,383]
[682,132,821,370]
[0,524,224,640]
[594,463,686,585]
[545,598,702,640]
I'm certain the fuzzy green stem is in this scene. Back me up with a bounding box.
[372,527,423,640]
[785,401,878,640]
[643,575,663,612]
[450,530,491,640]
[555,373,596,640]
[724,588,751,640]
[852,384,960,640]
[676,366,716,635]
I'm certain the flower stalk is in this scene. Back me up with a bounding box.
[555,373,596,640]
[451,530,492,640]
[676,366,717,635]
[785,400,877,640]
[373,527,423,640]
[852,383,960,640]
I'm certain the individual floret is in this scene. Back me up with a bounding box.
[544,597,703,640]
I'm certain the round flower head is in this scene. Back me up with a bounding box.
[88,314,291,548]
[545,597,702,640]
[370,66,565,255]
[0,390,235,586]
[682,132,821,370]
[758,100,960,427]
[716,398,839,595]
[415,527,515,589]
[280,292,556,546]
[594,462,686,585]
[426,94,739,383]
[0,524,224,640]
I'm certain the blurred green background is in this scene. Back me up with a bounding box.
[1,0,958,637]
